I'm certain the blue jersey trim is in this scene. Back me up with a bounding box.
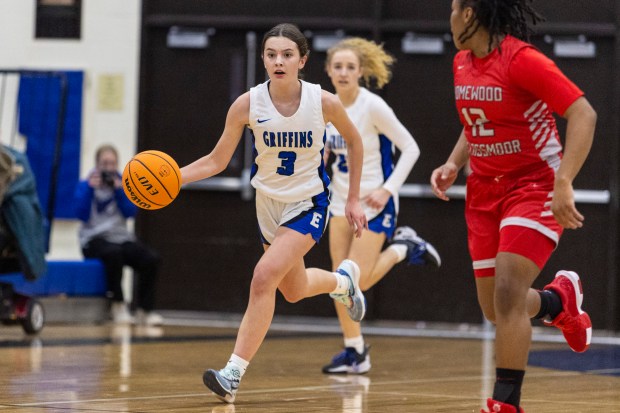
[250,130,258,180]
[318,130,331,193]
[258,224,270,246]
[281,191,330,243]
[379,134,394,181]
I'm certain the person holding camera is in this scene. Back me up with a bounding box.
[74,144,163,325]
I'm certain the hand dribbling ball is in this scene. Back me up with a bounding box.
[122,150,181,210]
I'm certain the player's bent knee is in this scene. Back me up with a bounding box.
[478,300,496,323]
[279,288,304,303]
[493,282,522,317]
[277,280,306,302]
[359,278,372,292]
[482,310,496,324]
[250,267,279,296]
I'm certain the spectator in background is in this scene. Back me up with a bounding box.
[74,144,163,325]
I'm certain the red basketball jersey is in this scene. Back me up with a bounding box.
[453,35,583,178]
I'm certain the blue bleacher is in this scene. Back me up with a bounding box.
[2,259,106,297]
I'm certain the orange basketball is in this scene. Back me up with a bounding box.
[122,150,181,210]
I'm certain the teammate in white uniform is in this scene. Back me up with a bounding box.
[180,24,368,404]
[321,38,441,375]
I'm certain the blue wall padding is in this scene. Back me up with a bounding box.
[18,71,83,219]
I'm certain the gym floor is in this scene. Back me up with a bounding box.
[0,313,619,412]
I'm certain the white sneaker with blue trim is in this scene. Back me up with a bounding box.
[203,368,240,403]
[330,259,366,322]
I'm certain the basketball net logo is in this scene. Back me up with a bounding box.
[158,165,170,178]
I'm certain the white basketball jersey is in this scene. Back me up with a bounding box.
[249,80,330,203]
[325,87,396,218]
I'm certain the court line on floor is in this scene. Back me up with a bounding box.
[7,368,604,408]
[160,313,620,346]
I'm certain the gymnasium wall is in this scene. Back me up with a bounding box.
[2,1,617,330]
[0,0,142,259]
[138,1,620,329]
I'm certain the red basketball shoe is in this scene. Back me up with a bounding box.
[481,398,524,413]
[543,270,592,353]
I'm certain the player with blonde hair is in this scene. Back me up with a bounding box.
[322,37,441,374]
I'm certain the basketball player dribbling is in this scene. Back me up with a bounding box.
[179,23,368,404]
[431,1,597,412]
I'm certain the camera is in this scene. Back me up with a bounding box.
[100,171,116,187]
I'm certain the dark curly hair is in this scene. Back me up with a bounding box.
[456,0,545,51]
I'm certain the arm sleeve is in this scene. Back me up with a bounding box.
[73,180,94,222]
[509,47,584,115]
[370,97,421,196]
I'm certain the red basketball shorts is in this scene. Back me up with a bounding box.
[465,170,563,278]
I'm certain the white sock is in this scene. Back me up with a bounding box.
[224,354,249,380]
[388,244,408,263]
[344,336,365,354]
[331,272,351,295]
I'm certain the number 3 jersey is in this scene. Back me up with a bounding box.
[453,35,583,178]
[249,79,330,203]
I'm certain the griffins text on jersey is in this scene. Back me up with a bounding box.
[263,130,313,148]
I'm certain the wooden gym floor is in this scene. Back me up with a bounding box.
[0,314,619,413]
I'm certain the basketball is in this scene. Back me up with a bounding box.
[122,150,181,210]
